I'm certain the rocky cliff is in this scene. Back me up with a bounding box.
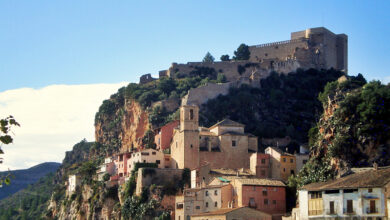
[294,75,390,187]
[95,99,150,153]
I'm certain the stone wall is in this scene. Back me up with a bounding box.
[139,73,156,84]
[136,168,183,195]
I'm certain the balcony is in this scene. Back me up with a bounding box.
[325,209,338,215]
[366,208,379,214]
[343,208,356,215]
[308,210,323,216]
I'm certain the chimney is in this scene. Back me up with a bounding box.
[373,162,378,170]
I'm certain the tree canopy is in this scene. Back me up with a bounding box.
[220,54,230,61]
[202,52,215,63]
[233,43,250,60]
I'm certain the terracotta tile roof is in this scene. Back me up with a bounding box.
[209,119,244,129]
[190,207,271,217]
[210,168,253,176]
[235,178,286,187]
[199,131,217,136]
[302,167,390,191]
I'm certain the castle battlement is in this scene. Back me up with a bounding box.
[253,38,308,49]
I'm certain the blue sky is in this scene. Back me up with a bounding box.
[1,0,389,92]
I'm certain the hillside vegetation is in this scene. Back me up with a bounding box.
[291,75,390,188]
[0,172,57,220]
[0,162,60,200]
[200,68,344,145]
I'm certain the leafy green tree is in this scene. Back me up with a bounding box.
[157,78,176,96]
[0,116,20,186]
[216,73,227,83]
[220,54,230,61]
[233,43,250,60]
[202,52,215,63]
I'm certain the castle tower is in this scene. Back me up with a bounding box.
[171,105,200,169]
[180,105,199,131]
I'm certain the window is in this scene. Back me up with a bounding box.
[232,140,236,147]
[253,186,256,191]
[309,192,322,199]
[205,202,209,207]
[261,159,266,164]
[205,191,209,196]
[290,158,294,163]
[196,206,200,209]
[283,168,286,172]
[152,152,156,155]
[186,216,190,220]
[273,200,276,205]
[214,202,218,207]
[190,144,193,148]
[347,200,353,213]
[141,152,149,156]
[368,188,373,193]
[263,190,268,196]
[291,170,295,175]
[261,170,266,176]
[176,203,184,209]
[214,190,218,195]
[264,199,269,205]
[330,201,335,214]
[283,158,286,162]
[156,160,160,164]
[190,109,194,120]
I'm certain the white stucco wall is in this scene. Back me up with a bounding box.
[298,190,309,220]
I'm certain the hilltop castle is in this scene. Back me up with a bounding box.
[140,27,348,84]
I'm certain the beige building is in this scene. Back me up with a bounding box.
[175,184,233,220]
[190,207,272,220]
[127,148,166,172]
[171,105,258,170]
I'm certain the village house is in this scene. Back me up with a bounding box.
[191,163,254,189]
[294,153,309,173]
[231,178,287,219]
[67,174,80,194]
[265,146,297,181]
[170,105,258,170]
[190,207,272,220]
[96,156,116,181]
[250,153,272,178]
[154,120,179,151]
[127,148,166,172]
[298,166,390,220]
[114,152,131,178]
[175,184,233,220]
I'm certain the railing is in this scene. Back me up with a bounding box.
[308,210,323,216]
[343,208,355,215]
[366,208,379,214]
[325,209,338,215]
[253,38,308,48]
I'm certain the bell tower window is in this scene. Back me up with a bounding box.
[190,109,194,120]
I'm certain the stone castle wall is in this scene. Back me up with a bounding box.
[136,168,183,195]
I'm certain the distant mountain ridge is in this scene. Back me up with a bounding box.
[0,162,61,200]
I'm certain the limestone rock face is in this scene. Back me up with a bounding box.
[95,100,149,152]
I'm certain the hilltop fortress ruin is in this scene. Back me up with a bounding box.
[140,27,347,85]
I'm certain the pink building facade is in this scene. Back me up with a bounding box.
[154,120,179,150]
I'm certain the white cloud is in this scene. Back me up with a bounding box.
[0,82,128,171]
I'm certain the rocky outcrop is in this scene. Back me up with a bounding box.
[95,100,149,153]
